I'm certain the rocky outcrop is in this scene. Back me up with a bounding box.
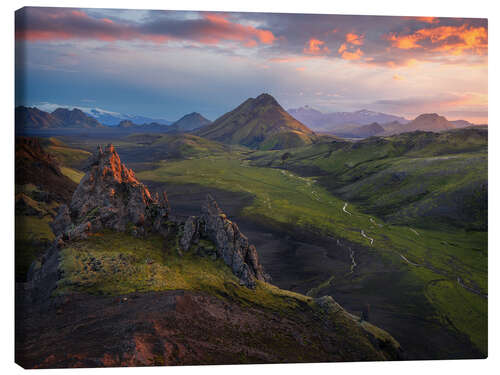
[52,144,170,240]
[180,195,269,288]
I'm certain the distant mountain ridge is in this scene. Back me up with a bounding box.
[168,112,212,132]
[196,93,317,150]
[287,106,409,131]
[16,106,105,129]
[86,107,172,126]
[383,113,455,135]
[116,112,211,133]
[332,122,386,138]
[117,120,170,131]
[34,103,172,126]
[16,105,212,133]
[312,112,483,138]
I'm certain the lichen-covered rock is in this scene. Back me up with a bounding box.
[180,216,199,251]
[55,144,170,239]
[51,204,72,236]
[182,195,269,288]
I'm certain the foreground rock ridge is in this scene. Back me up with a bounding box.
[52,144,171,240]
[18,139,404,366]
[50,143,267,288]
[181,195,270,288]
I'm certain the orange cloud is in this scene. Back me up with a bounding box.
[393,74,405,81]
[386,24,487,56]
[340,48,364,60]
[304,38,330,55]
[416,17,439,24]
[337,33,365,60]
[387,34,421,50]
[345,33,364,45]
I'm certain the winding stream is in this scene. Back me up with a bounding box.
[340,201,486,300]
[360,230,374,246]
[347,247,357,275]
[342,202,352,215]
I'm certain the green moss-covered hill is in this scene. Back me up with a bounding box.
[195,93,317,150]
[249,127,487,231]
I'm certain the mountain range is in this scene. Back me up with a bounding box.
[17,98,483,141]
[116,120,170,131]
[34,104,172,126]
[382,113,455,134]
[16,106,105,129]
[85,107,172,126]
[287,106,410,131]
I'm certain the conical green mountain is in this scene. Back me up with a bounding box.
[195,93,317,150]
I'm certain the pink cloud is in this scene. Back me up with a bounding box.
[338,33,365,60]
[304,38,330,55]
[16,8,276,48]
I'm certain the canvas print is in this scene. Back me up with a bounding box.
[15,7,487,368]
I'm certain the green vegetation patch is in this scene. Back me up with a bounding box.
[56,231,312,313]
[16,215,55,281]
[60,166,85,183]
[426,279,487,354]
[43,138,92,168]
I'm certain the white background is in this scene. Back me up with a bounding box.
[1,0,497,374]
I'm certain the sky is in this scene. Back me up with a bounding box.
[15,7,488,123]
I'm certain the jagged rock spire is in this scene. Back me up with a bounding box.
[180,194,270,288]
[52,143,170,240]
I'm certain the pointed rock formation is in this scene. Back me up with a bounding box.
[52,144,170,240]
[180,195,270,288]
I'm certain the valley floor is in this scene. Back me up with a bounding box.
[137,155,487,358]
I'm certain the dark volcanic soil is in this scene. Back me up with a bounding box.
[144,181,484,360]
[16,287,399,368]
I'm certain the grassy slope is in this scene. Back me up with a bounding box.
[51,230,400,361]
[137,153,487,354]
[41,137,92,168]
[56,231,311,310]
[131,133,239,158]
[16,214,55,280]
[249,128,487,230]
[16,138,87,279]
